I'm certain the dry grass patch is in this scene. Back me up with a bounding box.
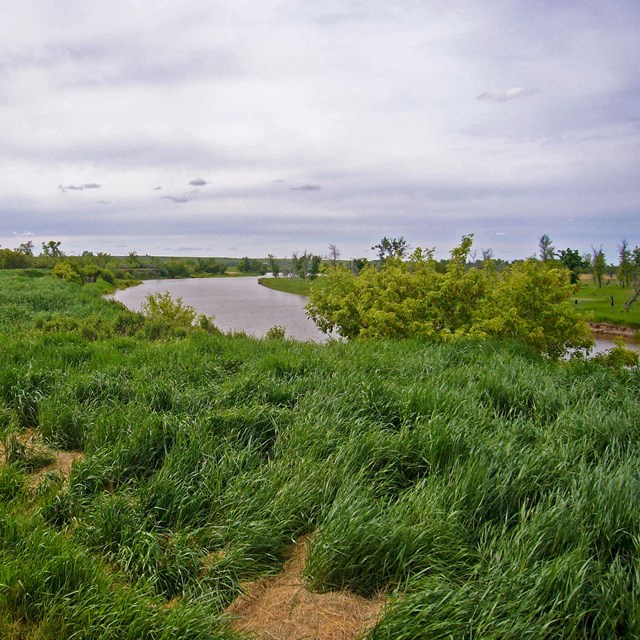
[226,537,384,640]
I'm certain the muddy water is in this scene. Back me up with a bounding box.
[111,277,328,342]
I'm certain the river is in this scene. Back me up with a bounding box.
[111,277,639,353]
[110,276,328,342]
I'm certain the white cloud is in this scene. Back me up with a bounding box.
[477,87,541,103]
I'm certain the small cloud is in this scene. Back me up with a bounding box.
[189,177,208,186]
[98,200,110,205]
[153,186,162,190]
[290,184,322,191]
[273,179,286,183]
[58,182,101,191]
[161,190,198,203]
[496,232,506,236]
[11,231,35,237]
[477,87,540,103]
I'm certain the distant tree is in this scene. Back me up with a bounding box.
[237,257,266,274]
[591,246,606,288]
[16,241,34,256]
[267,254,280,278]
[372,236,409,263]
[538,234,555,261]
[127,251,141,268]
[309,254,322,280]
[557,248,585,285]
[618,239,633,288]
[195,258,226,275]
[328,244,341,268]
[624,246,640,311]
[40,240,63,258]
[0,249,29,269]
[481,248,494,262]
[164,258,191,278]
[291,251,313,280]
[350,257,369,274]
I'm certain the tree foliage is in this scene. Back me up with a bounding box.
[557,248,585,284]
[372,236,409,263]
[538,234,555,261]
[591,246,606,288]
[307,235,592,357]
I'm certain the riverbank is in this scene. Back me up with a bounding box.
[258,276,313,296]
[590,322,639,339]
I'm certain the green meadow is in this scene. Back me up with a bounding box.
[258,276,314,296]
[1,270,639,639]
[574,279,640,330]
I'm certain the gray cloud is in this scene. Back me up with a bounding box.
[58,183,101,191]
[161,194,191,203]
[477,87,541,103]
[161,189,200,204]
[290,185,322,191]
[189,177,208,186]
[153,186,162,190]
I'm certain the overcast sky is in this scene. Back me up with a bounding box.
[1,0,638,260]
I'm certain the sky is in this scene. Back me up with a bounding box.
[1,0,639,261]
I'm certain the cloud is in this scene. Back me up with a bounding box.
[476,87,541,103]
[11,230,34,237]
[58,183,101,191]
[153,186,162,190]
[290,184,322,191]
[189,177,208,186]
[161,194,190,203]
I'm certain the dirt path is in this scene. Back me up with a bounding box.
[226,537,385,640]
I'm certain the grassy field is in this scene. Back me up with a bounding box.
[258,276,315,296]
[1,270,639,638]
[575,278,640,329]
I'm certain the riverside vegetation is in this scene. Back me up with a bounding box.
[1,268,639,638]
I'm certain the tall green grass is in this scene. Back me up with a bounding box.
[0,271,639,638]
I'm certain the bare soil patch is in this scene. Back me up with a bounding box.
[590,322,637,338]
[0,428,82,487]
[226,537,384,640]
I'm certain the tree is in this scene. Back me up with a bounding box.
[267,254,280,278]
[328,244,341,268]
[618,239,633,288]
[538,234,555,261]
[40,240,63,258]
[591,246,606,288]
[624,246,640,312]
[0,249,29,269]
[557,248,585,285]
[372,236,409,263]
[307,235,592,358]
[126,251,141,268]
[481,248,494,263]
[16,241,34,257]
[309,254,322,279]
[237,257,266,274]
